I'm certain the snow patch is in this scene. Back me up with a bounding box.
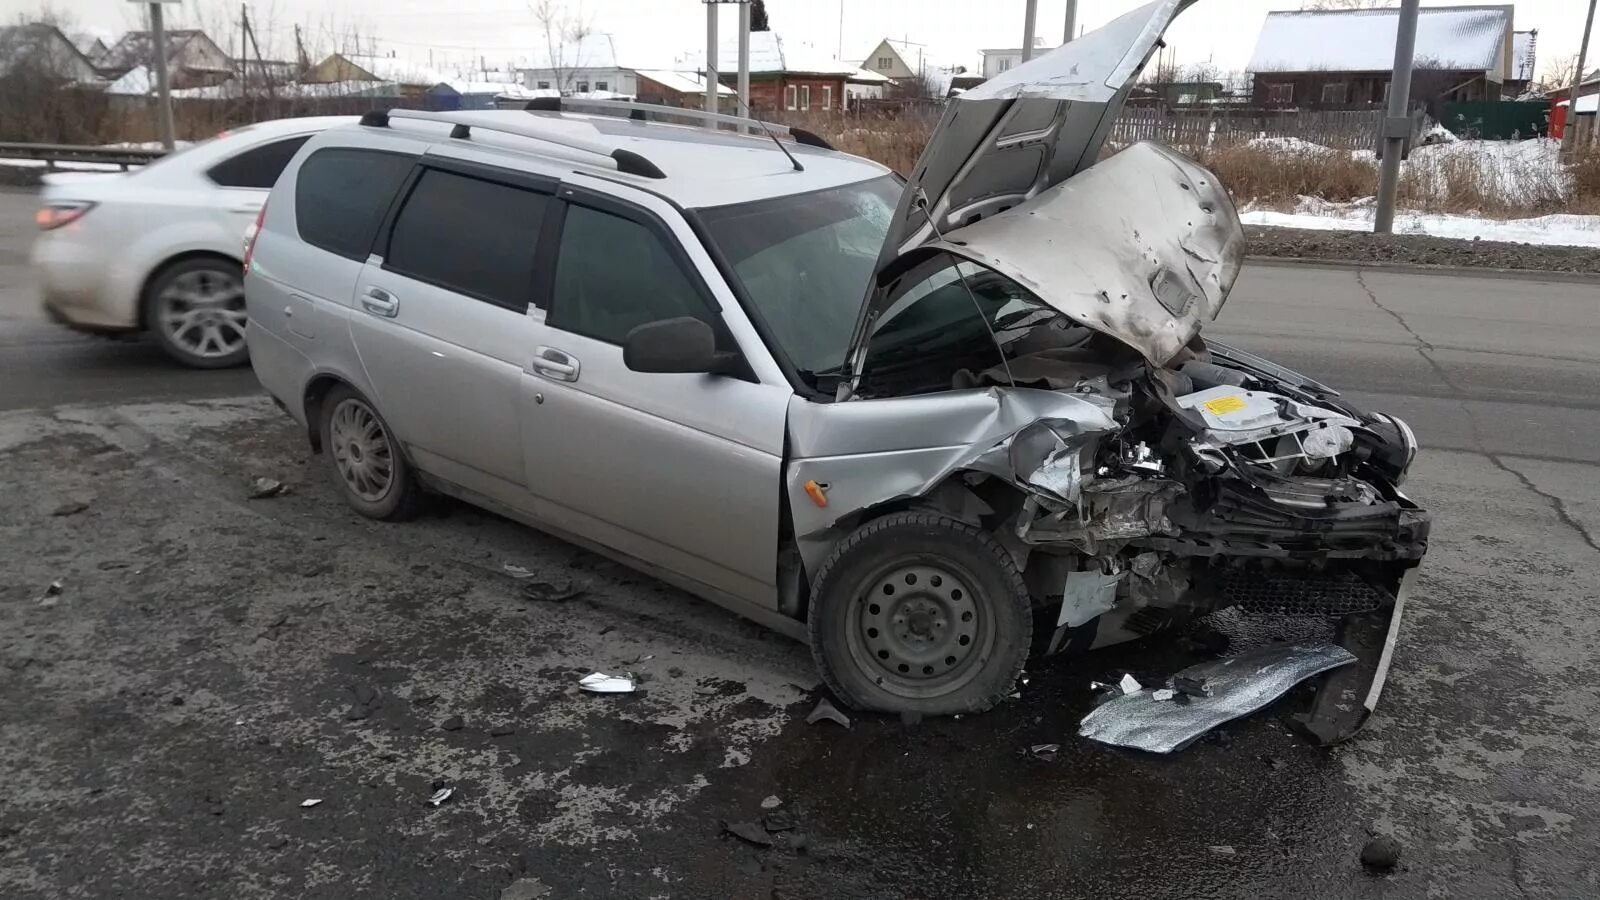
[1242,198,1600,248]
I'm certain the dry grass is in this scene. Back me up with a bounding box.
[775,110,936,177]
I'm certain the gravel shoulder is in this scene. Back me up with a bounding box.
[1246,225,1600,276]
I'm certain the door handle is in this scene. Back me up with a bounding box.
[532,346,580,382]
[360,287,399,317]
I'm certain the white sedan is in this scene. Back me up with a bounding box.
[32,116,351,368]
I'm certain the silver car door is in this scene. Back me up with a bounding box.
[348,160,557,502]
[518,185,791,610]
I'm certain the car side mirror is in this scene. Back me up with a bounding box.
[622,316,739,375]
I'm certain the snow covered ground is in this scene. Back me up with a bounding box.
[1241,197,1600,248]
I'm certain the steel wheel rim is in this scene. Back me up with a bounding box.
[329,398,394,503]
[846,557,994,699]
[158,268,247,359]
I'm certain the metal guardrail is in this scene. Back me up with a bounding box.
[0,142,168,171]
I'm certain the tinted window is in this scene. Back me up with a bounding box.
[549,205,711,344]
[295,148,415,261]
[384,169,548,309]
[206,135,311,188]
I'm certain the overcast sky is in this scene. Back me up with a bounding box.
[11,0,1593,79]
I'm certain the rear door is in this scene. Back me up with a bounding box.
[204,133,315,237]
[348,159,554,498]
[518,185,791,608]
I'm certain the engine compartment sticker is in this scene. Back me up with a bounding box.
[1202,395,1248,415]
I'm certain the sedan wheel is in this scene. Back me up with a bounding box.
[318,385,421,521]
[146,260,249,368]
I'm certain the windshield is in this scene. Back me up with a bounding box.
[696,175,901,377]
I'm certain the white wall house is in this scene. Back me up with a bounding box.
[519,34,635,97]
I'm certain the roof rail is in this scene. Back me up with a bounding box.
[358,108,666,179]
[520,97,837,151]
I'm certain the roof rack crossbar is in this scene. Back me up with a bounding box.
[372,108,666,179]
[524,97,836,150]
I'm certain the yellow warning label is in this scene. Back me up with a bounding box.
[1202,395,1249,415]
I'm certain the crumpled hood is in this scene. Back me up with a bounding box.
[922,141,1243,366]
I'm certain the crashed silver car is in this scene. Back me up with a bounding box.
[246,0,1426,737]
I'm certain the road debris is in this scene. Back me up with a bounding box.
[805,697,851,728]
[51,501,89,516]
[1151,689,1176,701]
[489,724,515,737]
[439,715,465,731]
[577,671,636,693]
[426,787,453,806]
[1209,845,1237,856]
[1361,836,1402,873]
[760,795,783,810]
[1027,743,1061,761]
[1118,673,1142,694]
[1078,642,1359,753]
[1174,674,1213,698]
[723,820,775,847]
[521,579,586,602]
[247,476,288,499]
[300,798,323,808]
[37,579,63,607]
[499,877,552,900]
[503,563,535,579]
[763,810,796,832]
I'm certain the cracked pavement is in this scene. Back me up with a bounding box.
[4,188,1600,898]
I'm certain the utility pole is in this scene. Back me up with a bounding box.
[294,24,309,75]
[242,4,274,101]
[136,0,179,151]
[738,0,751,125]
[1063,0,1077,44]
[1022,0,1039,62]
[704,0,718,125]
[1374,0,1420,234]
[1561,0,1596,155]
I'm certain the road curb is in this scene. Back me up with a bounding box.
[1245,254,1600,285]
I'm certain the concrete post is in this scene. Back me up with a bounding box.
[738,0,751,124]
[1063,0,1077,44]
[1022,0,1038,62]
[149,3,176,150]
[1561,0,1596,155]
[705,1,718,127]
[1374,0,1421,234]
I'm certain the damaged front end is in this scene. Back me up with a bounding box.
[789,145,1427,743]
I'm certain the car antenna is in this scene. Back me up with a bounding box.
[728,93,804,173]
[916,192,1015,387]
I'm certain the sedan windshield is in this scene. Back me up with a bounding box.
[696,175,901,378]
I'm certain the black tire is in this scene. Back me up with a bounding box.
[319,385,421,521]
[807,512,1032,716]
[142,256,250,369]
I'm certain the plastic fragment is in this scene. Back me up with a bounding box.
[760,795,783,810]
[1209,845,1237,856]
[723,819,775,847]
[1028,743,1061,761]
[1118,673,1142,694]
[805,698,851,728]
[427,787,453,806]
[37,579,63,606]
[247,476,288,499]
[503,563,534,579]
[521,579,586,602]
[1152,688,1176,701]
[300,798,323,808]
[578,671,636,693]
[1174,674,1213,698]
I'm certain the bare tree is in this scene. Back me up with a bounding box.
[1533,52,1581,96]
[531,0,593,94]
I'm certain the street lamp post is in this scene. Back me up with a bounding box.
[1374,0,1421,234]
[131,0,182,150]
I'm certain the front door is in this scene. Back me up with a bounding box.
[349,161,556,500]
[519,188,791,608]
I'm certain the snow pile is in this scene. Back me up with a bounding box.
[1241,196,1600,248]
[1246,136,1340,156]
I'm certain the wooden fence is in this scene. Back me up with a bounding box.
[1109,107,1426,149]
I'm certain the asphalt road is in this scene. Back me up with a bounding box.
[4,184,1600,899]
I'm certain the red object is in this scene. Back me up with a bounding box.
[1552,101,1568,139]
[242,201,268,274]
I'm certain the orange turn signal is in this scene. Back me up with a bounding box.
[803,480,828,508]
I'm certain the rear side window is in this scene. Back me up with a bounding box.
[384,168,549,309]
[294,148,415,262]
[206,135,311,188]
[549,205,713,344]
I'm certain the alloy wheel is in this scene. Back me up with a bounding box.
[156,267,247,361]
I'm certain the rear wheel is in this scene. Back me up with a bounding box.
[320,385,421,521]
[144,257,249,368]
[807,512,1032,715]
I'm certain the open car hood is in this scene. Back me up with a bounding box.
[920,141,1243,366]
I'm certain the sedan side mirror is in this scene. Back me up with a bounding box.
[623,316,739,375]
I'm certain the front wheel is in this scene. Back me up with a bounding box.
[807,512,1032,716]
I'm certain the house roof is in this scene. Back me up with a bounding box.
[99,29,231,74]
[1556,94,1597,114]
[848,67,894,84]
[679,31,858,77]
[1247,6,1513,74]
[0,23,98,77]
[523,33,619,71]
[633,69,736,95]
[339,53,448,87]
[1511,30,1536,81]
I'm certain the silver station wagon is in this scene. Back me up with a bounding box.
[246,0,1427,731]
